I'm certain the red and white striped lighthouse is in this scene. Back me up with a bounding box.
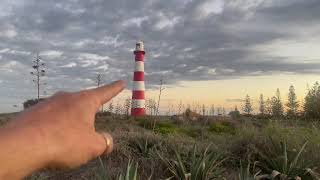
[131,41,146,116]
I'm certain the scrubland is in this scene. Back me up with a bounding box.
[1,113,320,180]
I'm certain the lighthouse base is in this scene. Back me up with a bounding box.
[131,108,145,116]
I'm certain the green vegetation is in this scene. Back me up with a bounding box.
[118,160,139,180]
[95,158,139,180]
[208,121,236,134]
[0,110,319,179]
[158,144,226,180]
[256,140,315,179]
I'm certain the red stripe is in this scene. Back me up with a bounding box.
[132,91,145,99]
[133,72,144,81]
[135,52,145,61]
[131,108,145,116]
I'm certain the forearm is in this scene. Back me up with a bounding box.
[0,123,51,180]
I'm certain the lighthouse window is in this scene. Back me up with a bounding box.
[136,44,140,49]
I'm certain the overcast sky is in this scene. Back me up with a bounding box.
[0,0,320,112]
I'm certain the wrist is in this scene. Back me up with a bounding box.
[0,123,53,179]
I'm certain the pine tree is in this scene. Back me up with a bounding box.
[304,82,320,118]
[124,98,131,118]
[286,85,299,117]
[243,95,253,115]
[229,106,240,119]
[108,101,114,113]
[259,94,265,115]
[265,98,272,116]
[271,88,284,117]
[210,104,215,116]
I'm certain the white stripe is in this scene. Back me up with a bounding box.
[132,99,145,108]
[135,61,144,72]
[133,81,145,91]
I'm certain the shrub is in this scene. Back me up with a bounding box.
[158,144,226,180]
[208,121,236,135]
[95,157,109,180]
[95,158,140,180]
[179,127,202,138]
[256,139,317,179]
[118,160,139,180]
[23,98,45,109]
[238,161,260,180]
[154,121,178,135]
[135,117,153,129]
[128,135,160,157]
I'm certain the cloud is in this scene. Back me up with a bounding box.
[0,0,320,111]
[226,99,245,103]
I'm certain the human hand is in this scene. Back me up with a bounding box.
[1,80,125,178]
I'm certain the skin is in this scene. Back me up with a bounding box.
[0,80,125,180]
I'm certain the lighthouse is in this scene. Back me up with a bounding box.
[131,41,146,116]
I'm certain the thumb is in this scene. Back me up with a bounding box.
[93,132,114,156]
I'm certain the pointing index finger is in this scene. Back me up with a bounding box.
[89,80,126,106]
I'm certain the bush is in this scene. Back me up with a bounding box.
[256,138,317,179]
[136,117,178,135]
[95,158,139,180]
[23,98,45,109]
[179,127,202,138]
[158,144,226,180]
[208,121,236,135]
[135,117,154,129]
[154,121,178,135]
[128,135,160,157]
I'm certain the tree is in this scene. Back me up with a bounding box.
[304,82,320,119]
[23,98,45,109]
[210,104,215,116]
[271,88,284,117]
[286,85,299,117]
[222,107,226,116]
[185,108,192,119]
[265,98,272,116]
[259,94,265,115]
[124,98,131,118]
[30,53,46,100]
[242,95,253,115]
[156,78,165,116]
[108,101,114,113]
[217,107,221,116]
[115,102,121,115]
[202,104,206,116]
[177,101,184,115]
[95,74,103,112]
[229,106,240,119]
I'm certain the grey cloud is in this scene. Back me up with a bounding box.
[0,0,320,111]
[226,99,245,103]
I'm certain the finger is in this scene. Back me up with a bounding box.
[93,132,114,156]
[86,80,126,107]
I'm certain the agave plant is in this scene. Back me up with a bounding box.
[158,144,226,180]
[95,158,141,180]
[128,136,159,158]
[238,161,257,180]
[118,160,139,180]
[256,138,317,179]
[95,157,110,180]
[238,161,269,180]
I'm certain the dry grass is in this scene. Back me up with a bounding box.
[0,113,320,180]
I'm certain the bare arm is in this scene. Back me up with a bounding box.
[0,80,125,180]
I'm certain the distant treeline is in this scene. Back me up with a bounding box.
[239,82,320,119]
[23,82,320,120]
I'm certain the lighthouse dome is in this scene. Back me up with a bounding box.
[135,41,144,52]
